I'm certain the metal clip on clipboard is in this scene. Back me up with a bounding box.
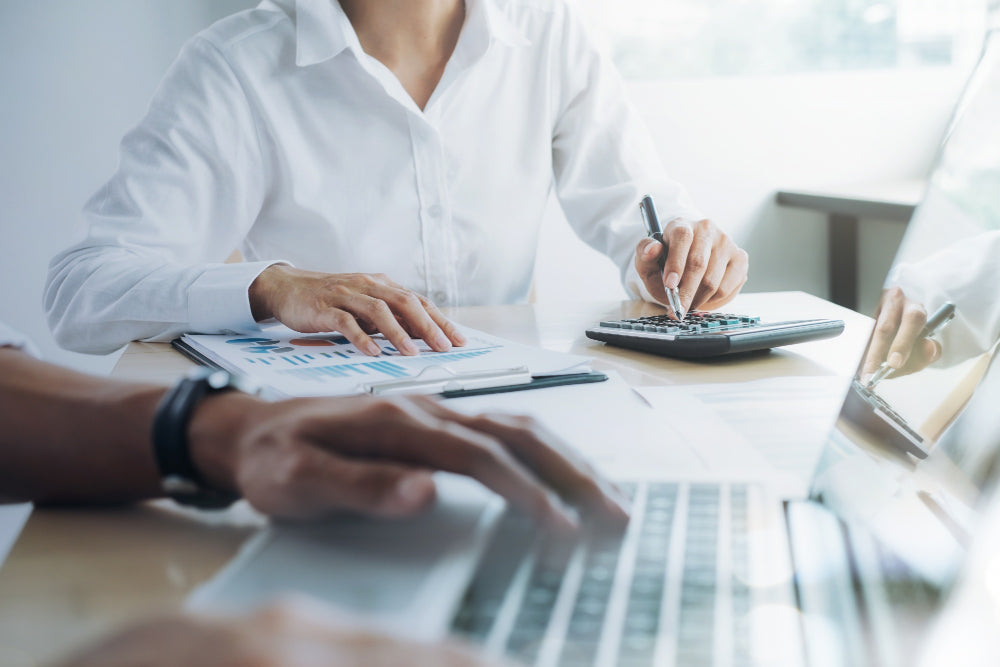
[361,365,534,396]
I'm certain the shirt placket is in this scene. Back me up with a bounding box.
[408,113,456,306]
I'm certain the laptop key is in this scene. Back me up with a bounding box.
[507,537,575,663]
[451,511,536,642]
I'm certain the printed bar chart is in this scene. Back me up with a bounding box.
[180,324,592,398]
[281,349,496,382]
[222,333,501,384]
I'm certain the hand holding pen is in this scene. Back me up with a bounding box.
[862,291,956,388]
[633,195,749,319]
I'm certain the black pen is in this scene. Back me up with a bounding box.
[866,301,956,389]
[639,195,684,320]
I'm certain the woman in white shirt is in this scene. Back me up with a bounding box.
[45,0,748,355]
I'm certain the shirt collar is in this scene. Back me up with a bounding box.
[294,0,358,66]
[293,0,529,68]
[478,0,531,49]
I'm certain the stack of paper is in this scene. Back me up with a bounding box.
[178,325,592,399]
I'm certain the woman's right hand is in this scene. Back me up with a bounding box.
[249,265,466,356]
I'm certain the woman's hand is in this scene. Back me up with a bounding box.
[634,219,748,317]
[249,265,466,356]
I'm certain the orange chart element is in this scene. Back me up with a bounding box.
[289,338,336,347]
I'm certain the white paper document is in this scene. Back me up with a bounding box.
[179,325,591,398]
[636,376,850,485]
[446,371,785,483]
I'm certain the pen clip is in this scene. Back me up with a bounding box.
[361,365,533,396]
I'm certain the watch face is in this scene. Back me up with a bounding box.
[162,475,200,496]
[207,369,232,390]
[189,366,261,396]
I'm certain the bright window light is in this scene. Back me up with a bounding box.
[571,0,991,79]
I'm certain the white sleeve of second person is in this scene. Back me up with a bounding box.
[548,5,703,305]
[887,230,1000,367]
[44,36,285,355]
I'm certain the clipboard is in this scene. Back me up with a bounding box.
[171,338,607,399]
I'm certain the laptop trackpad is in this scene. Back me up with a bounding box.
[188,474,498,640]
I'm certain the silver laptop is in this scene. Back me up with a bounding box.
[190,31,1000,667]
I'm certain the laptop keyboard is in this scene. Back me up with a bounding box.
[451,482,753,667]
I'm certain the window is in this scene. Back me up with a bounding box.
[572,0,991,79]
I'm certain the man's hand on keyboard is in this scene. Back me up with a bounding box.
[635,218,749,317]
[189,393,631,531]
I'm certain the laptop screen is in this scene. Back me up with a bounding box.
[809,29,1000,590]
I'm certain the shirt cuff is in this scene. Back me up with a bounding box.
[188,260,290,334]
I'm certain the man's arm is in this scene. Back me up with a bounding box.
[0,347,165,504]
[0,347,628,528]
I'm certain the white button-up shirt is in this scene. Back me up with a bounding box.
[45,0,701,354]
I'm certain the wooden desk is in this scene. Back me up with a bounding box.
[0,293,871,664]
[776,180,925,311]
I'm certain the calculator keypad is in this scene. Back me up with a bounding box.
[598,312,761,335]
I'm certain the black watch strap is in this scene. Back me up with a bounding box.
[152,368,242,510]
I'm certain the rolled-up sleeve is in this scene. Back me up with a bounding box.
[549,6,703,302]
[44,36,281,354]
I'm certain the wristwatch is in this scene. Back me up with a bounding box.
[152,367,257,510]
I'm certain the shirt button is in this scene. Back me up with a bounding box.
[427,204,444,219]
[432,290,447,304]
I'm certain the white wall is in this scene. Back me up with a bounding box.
[0,1,255,375]
[0,2,968,375]
[535,68,967,317]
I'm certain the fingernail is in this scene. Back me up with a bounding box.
[433,334,452,351]
[888,353,903,369]
[645,243,660,258]
[664,272,680,289]
[401,340,420,355]
[452,330,467,345]
[551,498,581,534]
[365,341,382,356]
